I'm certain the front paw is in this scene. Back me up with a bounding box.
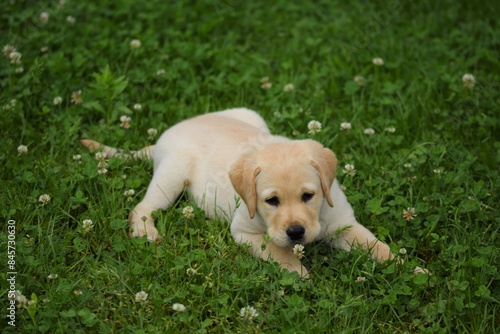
[129,213,160,242]
[280,262,310,279]
[297,265,310,279]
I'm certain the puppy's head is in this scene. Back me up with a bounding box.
[229,140,337,248]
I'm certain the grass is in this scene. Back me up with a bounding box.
[1,0,499,332]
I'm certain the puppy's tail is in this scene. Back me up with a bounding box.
[80,139,154,160]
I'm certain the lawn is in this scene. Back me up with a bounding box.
[1,0,499,333]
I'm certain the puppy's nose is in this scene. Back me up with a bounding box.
[286,225,305,241]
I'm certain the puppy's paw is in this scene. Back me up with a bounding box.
[129,218,160,242]
[299,266,310,279]
[281,263,310,279]
[130,223,160,242]
[80,139,102,150]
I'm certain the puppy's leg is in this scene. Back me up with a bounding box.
[129,157,188,241]
[323,181,429,274]
[333,225,429,274]
[233,231,309,278]
[332,223,393,262]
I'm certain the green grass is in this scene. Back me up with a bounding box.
[1,0,499,332]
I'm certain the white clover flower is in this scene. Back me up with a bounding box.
[135,291,148,303]
[124,189,135,197]
[73,289,83,296]
[433,168,442,174]
[39,12,49,24]
[97,161,107,168]
[10,290,20,301]
[9,51,22,64]
[15,67,24,73]
[17,145,28,154]
[340,122,352,131]
[72,154,81,161]
[53,96,63,105]
[147,128,158,140]
[292,130,300,136]
[124,189,135,201]
[399,248,407,255]
[14,291,28,308]
[40,46,49,53]
[364,128,375,135]
[95,151,107,161]
[462,74,475,82]
[284,83,295,92]
[47,273,58,279]
[403,163,412,169]
[120,115,131,129]
[293,244,305,259]
[260,76,272,89]
[372,57,384,66]
[462,73,475,89]
[356,276,366,282]
[66,16,76,24]
[172,303,187,312]
[403,207,417,222]
[2,44,16,58]
[133,103,142,111]
[240,306,259,322]
[71,90,83,105]
[261,82,272,89]
[130,39,141,49]
[354,75,364,86]
[340,185,347,192]
[182,206,195,219]
[186,267,197,276]
[384,127,396,133]
[156,69,165,76]
[82,219,94,232]
[95,152,108,173]
[343,164,356,177]
[307,120,322,135]
[39,194,51,206]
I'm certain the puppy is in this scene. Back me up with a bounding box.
[81,108,427,277]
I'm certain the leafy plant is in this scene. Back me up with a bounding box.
[85,65,129,124]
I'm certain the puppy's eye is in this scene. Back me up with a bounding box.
[301,193,314,203]
[265,196,280,207]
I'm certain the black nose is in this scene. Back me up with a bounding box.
[286,225,305,241]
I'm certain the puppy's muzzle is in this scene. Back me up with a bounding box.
[286,225,305,242]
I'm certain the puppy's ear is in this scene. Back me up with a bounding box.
[311,147,337,207]
[229,154,261,219]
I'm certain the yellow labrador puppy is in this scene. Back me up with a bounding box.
[81,108,426,277]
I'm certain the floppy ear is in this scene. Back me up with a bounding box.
[229,154,261,219]
[310,147,337,208]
